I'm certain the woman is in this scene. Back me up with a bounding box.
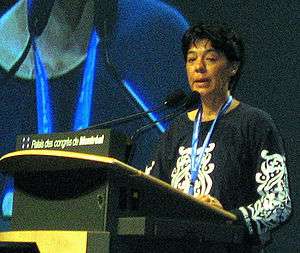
[146,24,291,252]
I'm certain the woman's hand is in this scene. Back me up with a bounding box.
[196,194,223,209]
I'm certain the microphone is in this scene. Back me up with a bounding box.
[126,91,201,164]
[80,89,187,131]
[163,89,187,107]
[131,91,201,137]
[184,91,202,111]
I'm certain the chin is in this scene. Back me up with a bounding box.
[192,88,213,97]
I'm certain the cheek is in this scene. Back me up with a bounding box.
[185,65,190,74]
[186,67,193,81]
[214,66,231,82]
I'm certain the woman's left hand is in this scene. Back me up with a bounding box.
[196,194,224,209]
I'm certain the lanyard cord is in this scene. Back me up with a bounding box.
[188,95,233,195]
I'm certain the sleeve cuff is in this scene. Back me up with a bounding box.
[230,208,254,235]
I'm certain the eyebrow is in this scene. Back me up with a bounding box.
[187,48,219,55]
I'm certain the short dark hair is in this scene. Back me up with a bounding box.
[182,23,245,94]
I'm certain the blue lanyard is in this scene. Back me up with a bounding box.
[189,96,233,195]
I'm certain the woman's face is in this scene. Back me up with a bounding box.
[185,39,236,99]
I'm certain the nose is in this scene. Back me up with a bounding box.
[195,59,206,73]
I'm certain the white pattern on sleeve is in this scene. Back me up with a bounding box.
[239,150,291,235]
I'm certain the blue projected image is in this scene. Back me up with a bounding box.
[33,41,53,134]
[73,29,100,131]
[0,0,191,219]
[0,0,190,133]
[0,1,18,18]
[114,0,189,131]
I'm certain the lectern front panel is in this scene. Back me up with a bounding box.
[11,169,117,231]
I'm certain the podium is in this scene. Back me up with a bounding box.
[0,150,245,252]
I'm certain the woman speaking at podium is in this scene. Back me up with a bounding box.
[146,23,291,252]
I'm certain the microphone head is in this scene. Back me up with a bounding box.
[184,91,201,110]
[163,89,187,107]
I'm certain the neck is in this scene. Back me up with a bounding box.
[33,0,94,78]
[201,94,228,121]
[53,0,89,30]
[187,92,238,122]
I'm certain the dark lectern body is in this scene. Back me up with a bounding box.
[0,150,245,252]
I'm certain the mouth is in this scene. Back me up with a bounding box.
[193,78,210,87]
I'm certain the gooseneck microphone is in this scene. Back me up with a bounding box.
[131,91,201,138]
[127,91,201,164]
[81,89,187,131]
[183,91,202,111]
[163,89,187,107]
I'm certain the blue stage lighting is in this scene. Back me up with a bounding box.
[123,80,166,133]
[33,41,53,134]
[1,177,14,218]
[73,29,99,131]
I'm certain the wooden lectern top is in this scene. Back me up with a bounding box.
[0,150,237,221]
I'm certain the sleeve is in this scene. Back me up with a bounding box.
[234,113,292,237]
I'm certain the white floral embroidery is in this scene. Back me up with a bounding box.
[171,143,215,196]
[240,150,291,235]
[145,161,156,175]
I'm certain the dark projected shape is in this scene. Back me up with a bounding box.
[0,0,95,79]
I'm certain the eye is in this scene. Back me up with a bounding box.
[187,57,196,63]
[205,56,218,62]
[204,51,220,63]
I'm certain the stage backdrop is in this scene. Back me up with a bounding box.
[0,1,298,252]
